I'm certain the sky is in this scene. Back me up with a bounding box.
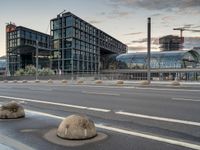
[0,0,200,56]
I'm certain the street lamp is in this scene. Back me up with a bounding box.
[36,40,39,80]
[147,17,151,84]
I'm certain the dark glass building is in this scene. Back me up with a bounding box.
[6,23,51,75]
[50,12,127,74]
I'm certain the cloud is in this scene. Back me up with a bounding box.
[129,36,200,52]
[193,25,200,29]
[131,37,159,44]
[128,46,147,51]
[183,24,194,28]
[161,16,175,21]
[124,32,143,36]
[89,20,102,24]
[184,37,200,49]
[109,0,200,12]
[151,13,162,17]
[128,46,159,52]
[99,9,132,19]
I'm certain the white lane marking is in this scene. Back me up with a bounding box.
[0,95,110,112]
[135,87,200,92]
[82,91,120,96]
[27,109,200,150]
[116,111,200,127]
[172,98,200,102]
[0,133,36,150]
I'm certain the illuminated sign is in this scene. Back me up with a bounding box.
[6,24,16,33]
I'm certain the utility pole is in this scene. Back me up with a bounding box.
[147,17,151,84]
[36,40,39,80]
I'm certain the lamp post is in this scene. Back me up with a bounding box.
[36,40,39,80]
[147,17,151,84]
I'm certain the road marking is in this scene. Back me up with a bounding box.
[135,87,200,92]
[172,97,200,102]
[0,133,35,150]
[82,91,120,96]
[0,95,110,112]
[26,109,200,150]
[116,111,200,127]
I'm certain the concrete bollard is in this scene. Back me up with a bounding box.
[13,80,18,83]
[77,80,84,84]
[116,80,124,85]
[95,80,103,84]
[35,80,40,83]
[140,80,150,86]
[62,80,68,84]
[3,80,8,83]
[57,115,96,140]
[171,80,180,86]
[48,79,53,84]
[22,80,28,83]
[0,101,25,119]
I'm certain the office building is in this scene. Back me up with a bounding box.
[6,23,51,75]
[50,12,127,74]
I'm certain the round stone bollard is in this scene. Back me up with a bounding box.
[171,80,180,86]
[140,80,150,86]
[3,80,8,83]
[22,80,28,83]
[13,80,18,83]
[0,101,25,119]
[77,80,84,84]
[116,80,124,85]
[48,79,53,84]
[95,80,103,84]
[62,80,68,84]
[35,80,40,83]
[57,115,97,140]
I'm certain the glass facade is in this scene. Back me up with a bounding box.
[51,12,127,74]
[105,50,200,70]
[6,24,51,75]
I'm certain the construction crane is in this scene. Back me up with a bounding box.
[173,27,200,47]
[174,27,200,40]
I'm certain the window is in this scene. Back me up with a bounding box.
[66,27,74,38]
[65,38,72,48]
[75,19,80,29]
[53,30,61,39]
[53,19,61,30]
[32,33,36,41]
[64,50,71,59]
[81,41,85,50]
[17,39,20,46]
[75,29,80,39]
[81,22,85,31]
[25,32,30,39]
[80,32,85,40]
[66,16,74,27]
[53,40,59,49]
[75,40,80,49]
[64,60,71,70]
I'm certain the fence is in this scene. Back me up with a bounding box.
[1,69,200,81]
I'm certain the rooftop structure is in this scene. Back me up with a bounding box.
[159,35,183,51]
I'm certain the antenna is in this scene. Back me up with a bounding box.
[57,10,66,17]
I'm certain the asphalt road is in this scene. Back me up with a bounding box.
[0,82,200,150]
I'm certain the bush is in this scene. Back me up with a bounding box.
[24,65,36,75]
[15,65,55,76]
[39,68,55,76]
[15,69,25,76]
